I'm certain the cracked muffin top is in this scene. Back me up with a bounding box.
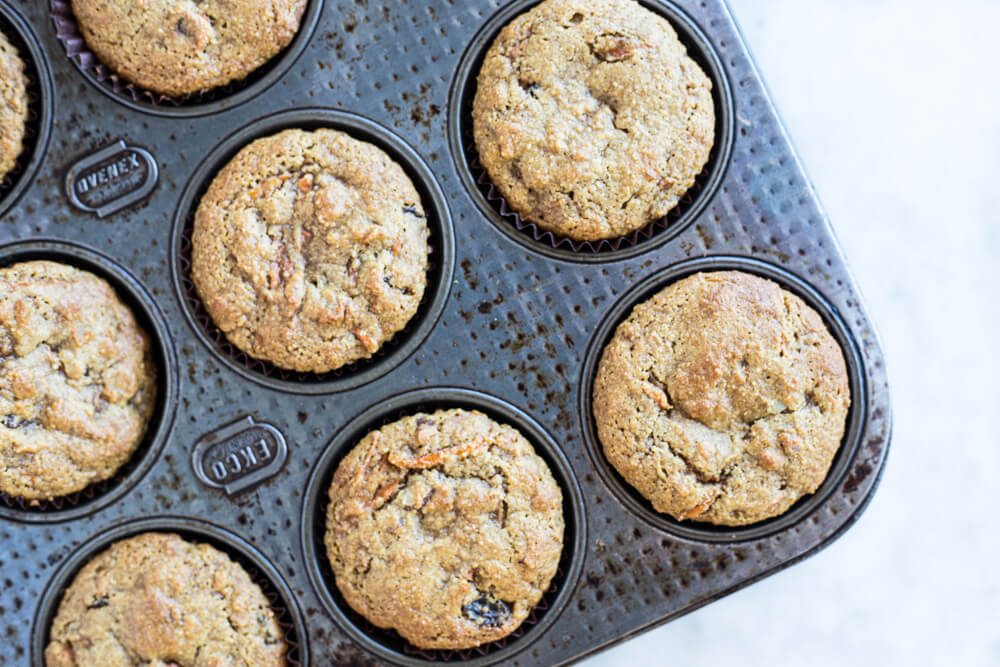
[472,0,715,242]
[70,0,307,97]
[593,272,850,526]
[191,128,430,373]
[45,532,287,667]
[0,29,28,184]
[324,409,564,650]
[0,261,157,501]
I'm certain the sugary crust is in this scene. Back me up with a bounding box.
[593,271,851,525]
[0,261,157,500]
[44,532,287,666]
[70,0,307,97]
[325,409,564,650]
[191,128,430,373]
[0,30,28,183]
[473,0,715,241]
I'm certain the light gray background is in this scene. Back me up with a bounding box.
[585,0,1000,665]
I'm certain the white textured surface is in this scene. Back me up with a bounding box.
[583,0,1000,665]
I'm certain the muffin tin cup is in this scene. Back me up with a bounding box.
[1,1,892,664]
[578,256,869,543]
[169,108,456,395]
[301,387,587,666]
[30,516,309,667]
[0,240,178,524]
[48,0,324,118]
[0,2,53,217]
[447,0,735,262]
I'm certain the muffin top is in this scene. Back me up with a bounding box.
[0,261,157,501]
[70,0,307,97]
[593,272,850,526]
[0,30,28,183]
[192,128,430,373]
[325,409,564,650]
[472,0,715,241]
[45,532,287,667]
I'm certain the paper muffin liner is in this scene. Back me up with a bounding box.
[463,123,715,255]
[0,12,43,199]
[49,0,310,109]
[177,196,442,385]
[308,398,574,663]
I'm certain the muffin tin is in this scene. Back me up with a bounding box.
[0,0,891,665]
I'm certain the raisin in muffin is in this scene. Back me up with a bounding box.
[325,409,564,649]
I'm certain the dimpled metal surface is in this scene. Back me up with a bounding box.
[0,0,890,665]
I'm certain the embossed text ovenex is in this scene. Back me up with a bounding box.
[0,1,890,665]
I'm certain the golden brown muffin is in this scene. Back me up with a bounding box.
[325,409,564,650]
[191,128,430,373]
[0,30,28,183]
[0,261,157,501]
[593,272,850,526]
[70,0,307,97]
[473,0,715,241]
[45,532,287,666]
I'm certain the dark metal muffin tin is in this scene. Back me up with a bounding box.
[0,0,891,664]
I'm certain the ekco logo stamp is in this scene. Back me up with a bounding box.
[64,139,159,218]
[191,416,289,496]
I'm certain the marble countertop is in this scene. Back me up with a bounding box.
[584,0,999,664]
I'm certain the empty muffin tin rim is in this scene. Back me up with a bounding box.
[0,239,179,524]
[0,2,54,218]
[30,515,310,667]
[299,386,588,667]
[577,255,870,543]
[446,0,736,263]
[46,0,325,118]
[168,107,457,395]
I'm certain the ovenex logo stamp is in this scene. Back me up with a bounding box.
[64,139,158,218]
[191,416,289,496]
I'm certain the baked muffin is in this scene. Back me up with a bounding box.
[192,128,430,373]
[70,0,307,97]
[593,272,850,526]
[45,532,287,666]
[325,409,564,650]
[0,30,28,184]
[0,261,157,501]
[472,0,715,241]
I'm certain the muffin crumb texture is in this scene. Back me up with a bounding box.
[593,271,850,525]
[0,29,28,183]
[192,128,430,373]
[0,261,157,501]
[325,408,564,649]
[70,0,307,97]
[45,532,287,667]
[473,0,715,241]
